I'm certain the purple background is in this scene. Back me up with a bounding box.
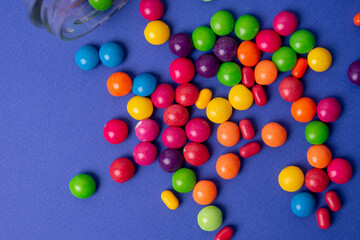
[1,0,360,239]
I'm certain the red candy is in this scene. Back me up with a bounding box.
[183,142,209,166]
[151,83,175,108]
[305,168,329,193]
[163,104,189,127]
[215,226,234,240]
[139,0,164,21]
[242,67,255,88]
[110,158,135,183]
[103,119,128,144]
[316,208,331,230]
[325,191,341,212]
[239,119,255,140]
[169,57,195,84]
[292,58,308,79]
[175,83,199,106]
[278,76,303,102]
[327,158,353,184]
[252,85,267,106]
[161,127,187,149]
[239,142,261,158]
[185,118,211,142]
[255,29,282,53]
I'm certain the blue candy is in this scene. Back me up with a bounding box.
[99,42,124,68]
[132,73,157,97]
[75,45,99,71]
[291,192,316,217]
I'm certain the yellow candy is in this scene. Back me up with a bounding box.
[307,47,332,72]
[228,84,253,110]
[127,96,153,120]
[161,190,179,210]
[206,97,232,124]
[144,20,170,45]
[278,166,304,192]
[196,88,212,109]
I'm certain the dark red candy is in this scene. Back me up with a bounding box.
[183,142,209,166]
[278,76,303,102]
[316,208,331,230]
[305,168,329,193]
[163,104,189,127]
[239,142,261,158]
[239,119,255,140]
[215,226,234,240]
[175,83,199,106]
[252,85,267,106]
[109,158,135,183]
[242,67,255,88]
[325,191,341,212]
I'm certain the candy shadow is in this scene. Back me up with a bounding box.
[83,171,100,193]
[204,177,222,198]
[273,120,291,140]
[215,204,227,222]
[112,117,133,138]
[112,41,127,63]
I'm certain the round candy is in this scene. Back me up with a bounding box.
[317,98,341,123]
[163,104,189,127]
[272,46,297,72]
[172,168,196,193]
[183,142,209,166]
[206,98,233,124]
[254,60,278,85]
[168,33,194,57]
[291,97,317,123]
[132,73,157,97]
[262,122,287,147]
[237,41,261,67]
[289,30,315,54]
[256,29,282,53]
[272,11,298,36]
[327,158,353,184]
[193,180,217,205]
[307,47,332,72]
[99,42,124,67]
[192,26,216,51]
[198,206,222,232]
[109,158,135,183]
[133,142,157,166]
[213,37,238,62]
[175,83,199,106]
[69,174,96,199]
[210,10,235,36]
[107,72,132,97]
[348,60,360,86]
[305,168,329,193]
[234,15,259,40]
[195,54,220,78]
[161,127,187,149]
[217,62,242,86]
[127,96,153,120]
[278,76,303,102]
[185,118,211,142]
[169,57,195,84]
[242,67,255,88]
[89,0,112,11]
[355,12,360,26]
[151,83,174,108]
[291,192,316,217]
[305,121,329,144]
[144,20,170,45]
[196,88,212,109]
[103,119,128,144]
[75,45,99,71]
[217,121,240,147]
[139,0,164,21]
[216,153,241,180]
[158,148,183,173]
[307,145,332,169]
[135,119,159,141]
[278,166,304,192]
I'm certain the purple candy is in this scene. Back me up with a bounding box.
[213,36,238,62]
[348,60,360,86]
[158,148,183,173]
[195,54,220,78]
[169,33,194,57]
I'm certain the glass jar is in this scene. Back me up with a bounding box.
[23,0,129,40]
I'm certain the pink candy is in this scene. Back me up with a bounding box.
[139,0,164,21]
[133,142,158,166]
[256,29,282,53]
[151,83,175,108]
[185,118,211,142]
[162,127,187,149]
[103,119,128,144]
[327,158,353,184]
[135,119,159,141]
[272,11,298,36]
[317,97,341,123]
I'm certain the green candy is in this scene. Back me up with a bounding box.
[272,47,298,72]
[210,10,235,36]
[172,168,196,193]
[305,121,329,144]
[89,0,112,11]
[234,15,259,40]
[197,205,223,231]
[290,30,315,54]
[217,62,242,86]
[192,26,216,51]
[69,174,96,199]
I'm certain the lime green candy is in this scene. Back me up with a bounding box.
[197,205,223,231]
[172,168,196,193]
[217,62,242,86]
[89,0,113,11]
[305,121,329,144]
[272,47,297,72]
[210,10,235,36]
[290,30,315,54]
[234,15,259,40]
[69,174,96,199]
[192,26,216,51]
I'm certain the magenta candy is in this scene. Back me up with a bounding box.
[163,104,189,127]
[135,119,159,141]
[162,127,187,149]
[256,29,282,53]
[103,119,128,144]
[169,33,194,57]
[185,118,211,142]
[348,60,360,86]
[272,11,298,36]
[327,158,353,184]
[175,83,199,106]
[158,148,183,173]
[317,98,341,123]
[213,36,238,62]
[133,142,158,166]
[151,83,175,108]
[195,54,220,78]
[242,67,255,88]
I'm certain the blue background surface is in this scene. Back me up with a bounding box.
[1,0,360,239]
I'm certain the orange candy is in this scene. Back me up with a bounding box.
[216,153,241,180]
[292,58,308,78]
[192,180,217,205]
[254,60,278,85]
[237,41,261,67]
[291,97,317,123]
[107,72,132,96]
[354,12,360,26]
[307,145,332,169]
[261,122,287,147]
[217,121,241,147]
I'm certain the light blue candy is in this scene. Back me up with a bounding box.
[291,192,316,217]
[132,73,157,97]
[99,42,124,68]
[75,45,99,71]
